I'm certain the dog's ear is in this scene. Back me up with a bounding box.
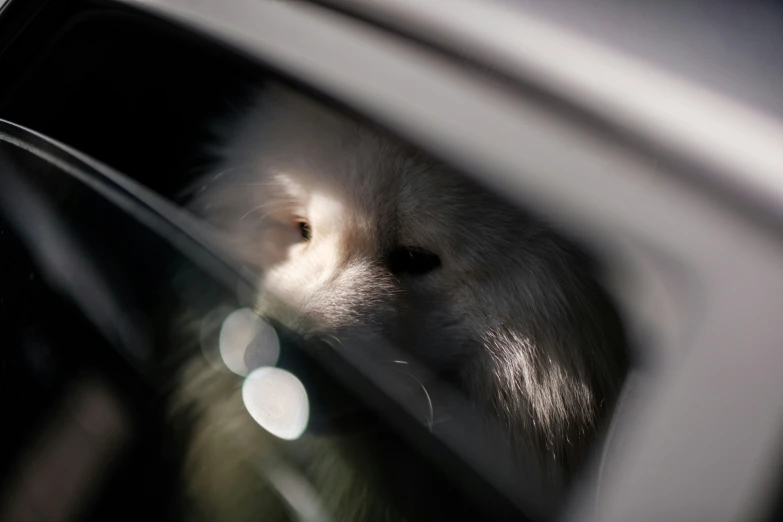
[460,258,628,480]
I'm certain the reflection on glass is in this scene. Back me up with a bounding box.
[242,367,310,441]
[218,308,280,376]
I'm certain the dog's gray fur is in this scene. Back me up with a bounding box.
[171,83,628,521]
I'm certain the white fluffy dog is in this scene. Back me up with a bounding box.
[172,83,628,522]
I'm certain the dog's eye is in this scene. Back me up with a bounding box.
[298,221,312,241]
[387,246,441,276]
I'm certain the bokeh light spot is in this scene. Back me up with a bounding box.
[242,367,309,440]
[219,308,280,376]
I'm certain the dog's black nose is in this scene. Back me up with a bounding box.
[387,246,441,276]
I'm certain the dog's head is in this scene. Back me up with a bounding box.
[189,84,627,476]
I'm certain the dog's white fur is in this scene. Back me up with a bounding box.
[173,83,627,521]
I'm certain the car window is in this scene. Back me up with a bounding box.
[0,18,631,519]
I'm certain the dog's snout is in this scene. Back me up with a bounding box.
[387,246,441,276]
